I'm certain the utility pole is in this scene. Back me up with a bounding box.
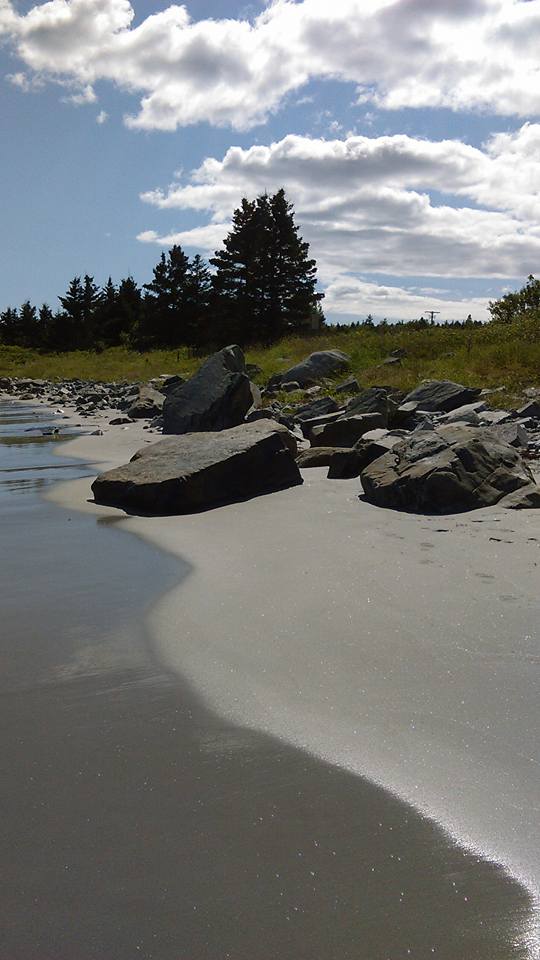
[426,310,440,324]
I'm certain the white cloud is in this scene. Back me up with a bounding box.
[323,276,490,324]
[136,124,540,320]
[2,0,540,130]
[139,126,540,280]
[96,108,108,123]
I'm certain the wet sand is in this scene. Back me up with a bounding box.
[2,398,539,957]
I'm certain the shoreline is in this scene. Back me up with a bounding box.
[6,391,540,947]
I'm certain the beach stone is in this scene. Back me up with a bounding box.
[109,416,135,425]
[163,345,253,435]
[270,350,350,388]
[296,447,340,468]
[91,421,302,515]
[295,397,340,421]
[127,385,165,419]
[499,484,540,509]
[487,422,529,448]
[335,376,361,395]
[402,380,482,413]
[517,400,540,420]
[360,424,534,513]
[328,431,404,479]
[311,413,385,448]
[344,388,397,427]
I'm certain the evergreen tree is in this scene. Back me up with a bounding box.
[210,189,323,344]
[18,301,38,346]
[58,275,102,348]
[0,307,20,344]
[143,245,191,345]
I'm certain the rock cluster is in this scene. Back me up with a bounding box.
[3,352,540,515]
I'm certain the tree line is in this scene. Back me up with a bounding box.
[0,189,324,352]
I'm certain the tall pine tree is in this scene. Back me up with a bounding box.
[210,188,323,344]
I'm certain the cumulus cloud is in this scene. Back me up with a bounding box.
[2,0,540,130]
[138,126,540,282]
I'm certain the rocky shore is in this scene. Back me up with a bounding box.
[3,344,540,515]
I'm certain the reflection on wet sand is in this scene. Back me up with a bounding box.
[0,400,536,959]
[1,666,535,960]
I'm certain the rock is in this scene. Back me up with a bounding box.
[439,401,487,425]
[344,388,397,427]
[517,400,540,419]
[160,374,186,395]
[381,356,401,366]
[360,424,534,513]
[327,449,366,479]
[328,431,404,479]
[335,377,361,395]
[162,345,253,435]
[295,397,340,421]
[402,380,482,413]
[245,409,278,423]
[303,385,322,398]
[270,350,350,388]
[299,410,345,440]
[310,413,386,447]
[127,385,165,419]
[487,422,529,448]
[499,484,540,509]
[109,416,135,426]
[281,381,301,393]
[91,421,302,515]
[296,447,340,468]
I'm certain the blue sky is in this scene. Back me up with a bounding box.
[1,0,540,324]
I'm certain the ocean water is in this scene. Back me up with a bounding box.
[0,399,536,960]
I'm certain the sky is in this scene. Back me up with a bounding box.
[1,0,540,325]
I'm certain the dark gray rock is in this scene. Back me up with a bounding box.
[487,422,529,449]
[499,484,540,509]
[109,416,135,425]
[311,413,385,448]
[360,424,533,513]
[328,431,403,479]
[299,410,345,440]
[517,400,540,419]
[296,447,340,468]
[335,377,361,395]
[163,345,253,435]
[92,421,302,515]
[402,380,482,413]
[270,350,350,388]
[295,397,340,421]
[344,388,397,427]
[281,381,301,393]
[127,385,165,419]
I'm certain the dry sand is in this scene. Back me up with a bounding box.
[43,402,540,911]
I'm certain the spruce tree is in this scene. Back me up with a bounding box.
[143,245,191,345]
[210,189,323,344]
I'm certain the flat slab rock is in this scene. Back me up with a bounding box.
[360,424,535,514]
[402,380,482,413]
[91,421,302,515]
[271,350,350,388]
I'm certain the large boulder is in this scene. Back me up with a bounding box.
[402,380,482,413]
[310,413,385,448]
[163,345,253,434]
[296,447,341,468]
[360,424,534,514]
[270,350,350,388]
[127,384,165,419]
[91,421,302,515]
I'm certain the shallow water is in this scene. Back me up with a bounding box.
[0,400,537,959]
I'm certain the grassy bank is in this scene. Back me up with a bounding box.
[1,317,539,405]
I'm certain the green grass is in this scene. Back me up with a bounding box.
[1,318,539,407]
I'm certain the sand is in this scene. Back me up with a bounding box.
[40,400,540,902]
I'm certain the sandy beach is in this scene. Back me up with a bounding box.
[3,395,539,957]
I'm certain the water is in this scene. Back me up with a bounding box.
[0,400,536,959]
